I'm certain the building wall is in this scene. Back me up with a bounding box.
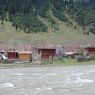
[18,53,32,61]
[85,47,95,54]
[38,49,56,59]
[7,52,18,59]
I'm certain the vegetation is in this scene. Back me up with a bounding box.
[0,58,95,68]
[0,0,95,34]
[67,5,95,34]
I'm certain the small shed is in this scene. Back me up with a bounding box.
[37,44,56,60]
[7,51,18,60]
[18,52,32,62]
[64,45,80,57]
[84,46,95,55]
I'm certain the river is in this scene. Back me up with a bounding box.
[0,65,95,95]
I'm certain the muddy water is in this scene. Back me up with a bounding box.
[0,65,95,95]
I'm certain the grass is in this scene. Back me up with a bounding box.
[0,62,33,68]
[0,14,95,47]
[37,58,95,66]
[0,58,95,68]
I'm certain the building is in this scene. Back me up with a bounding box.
[18,52,32,62]
[37,44,56,60]
[7,51,18,60]
[84,46,95,55]
[64,45,80,57]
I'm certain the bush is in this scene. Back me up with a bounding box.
[53,8,68,22]
[77,55,92,62]
[74,25,77,29]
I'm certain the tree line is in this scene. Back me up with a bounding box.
[0,0,95,34]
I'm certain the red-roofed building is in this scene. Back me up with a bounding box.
[84,46,95,55]
[64,45,80,57]
[7,49,18,60]
[37,44,56,60]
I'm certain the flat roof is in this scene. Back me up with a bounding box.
[18,51,32,54]
[7,51,18,53]
[0,50,5,52]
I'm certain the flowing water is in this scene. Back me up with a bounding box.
[0,65,95,95]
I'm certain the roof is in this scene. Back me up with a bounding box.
[18,51,32,54]
[84,46,95,48]
[37,44,56,49]
[64,45,80,52]
[0,50,5,53]
[80,44,95,48]
[7,51,18,53]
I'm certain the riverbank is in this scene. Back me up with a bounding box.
[0,59,95,68]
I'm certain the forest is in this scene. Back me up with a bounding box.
[0,0,95,34]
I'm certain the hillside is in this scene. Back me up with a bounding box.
[0,16,95,47]
[0,0,95,47]
[0,0,95,33]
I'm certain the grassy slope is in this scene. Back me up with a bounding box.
[0,13,95,47]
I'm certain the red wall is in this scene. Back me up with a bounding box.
[85,47,95,54]
[38,49,56,59]
[7,52,18,59]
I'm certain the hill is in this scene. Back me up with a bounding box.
[0,0,95,47]
[0,16,95,47]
